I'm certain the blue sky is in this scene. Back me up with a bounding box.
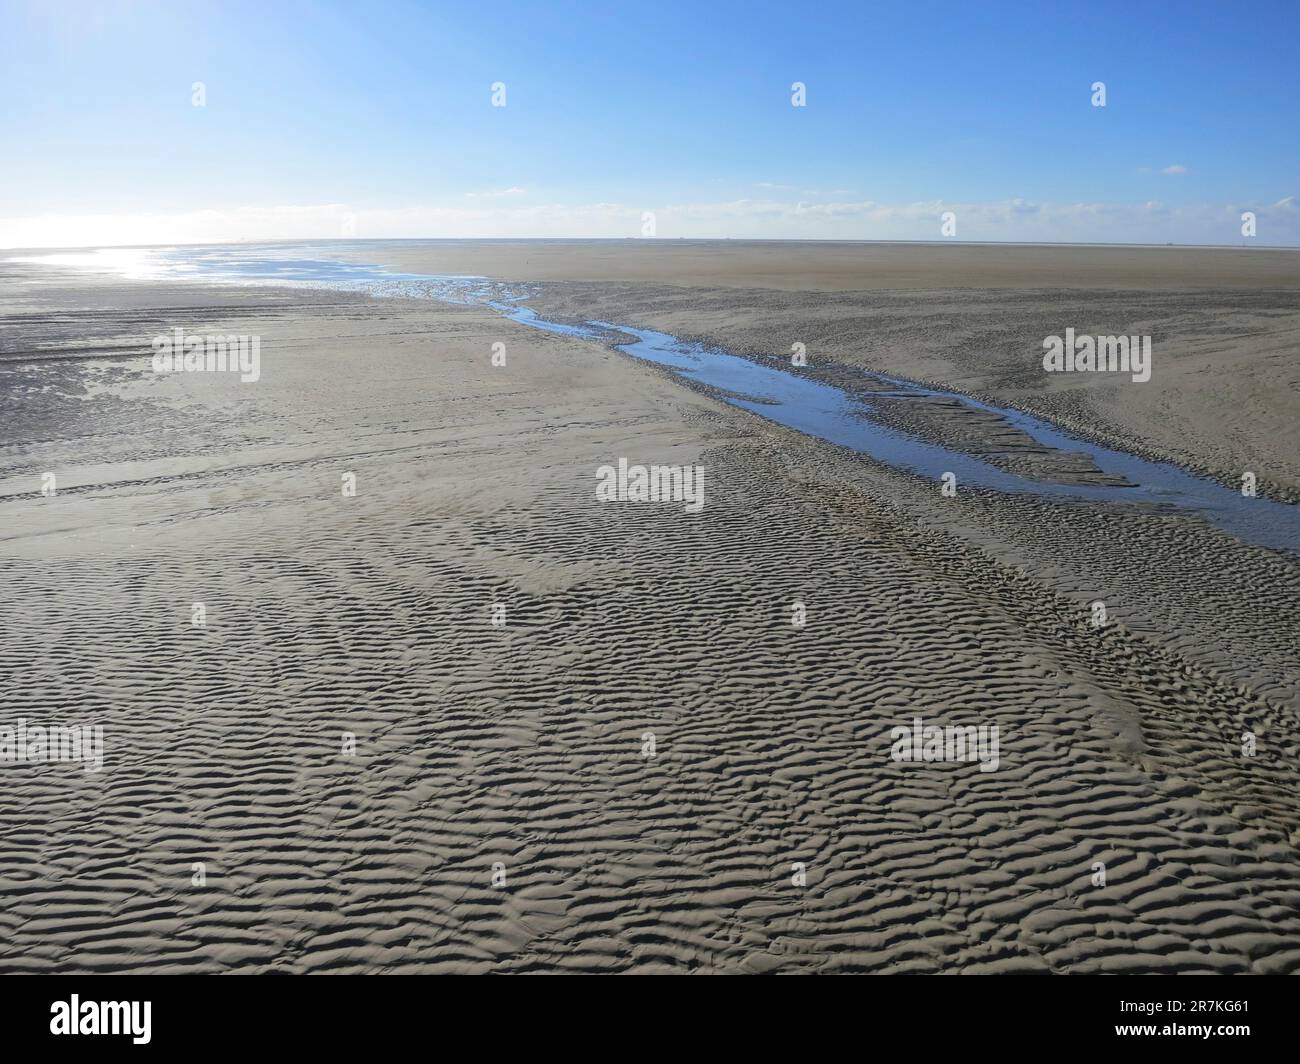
[2,0,1298,246]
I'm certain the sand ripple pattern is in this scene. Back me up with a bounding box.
[2,285,1299,973]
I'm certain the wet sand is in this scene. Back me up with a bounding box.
[2,244,1299,973]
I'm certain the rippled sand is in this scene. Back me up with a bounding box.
[2,252,1299,973]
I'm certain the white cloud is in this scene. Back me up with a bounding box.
[3,195,1298,249]
[1162,164,1188,175]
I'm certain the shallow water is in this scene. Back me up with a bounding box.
[14,243,1300,554]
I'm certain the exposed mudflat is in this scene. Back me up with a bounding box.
[2,246,1299,973]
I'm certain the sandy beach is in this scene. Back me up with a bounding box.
[2,241,1299,974]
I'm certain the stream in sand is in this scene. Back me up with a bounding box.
[15,243,1300,555]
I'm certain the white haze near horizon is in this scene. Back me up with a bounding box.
[3,196,1299,250]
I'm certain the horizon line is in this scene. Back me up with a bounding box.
[7,236,1300,254]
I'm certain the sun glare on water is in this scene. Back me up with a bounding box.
[7,248,173,280]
